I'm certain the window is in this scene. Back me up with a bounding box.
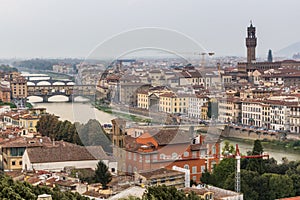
[160,154,166,160]
[212,145,216,155]
[10,147,25,157]
[12,161,16,166]
[200,150,206,157]
[192,151,197,158]
[201,165,206,173]
[145,155,150,163]
[152,154,157,162]
[111,168,115,172]
[172,152,178,160]
[19,161,22,166]
[192,166,197,174]
[184,164,189,170]
[133,153,137,161]
[183,151,189,157]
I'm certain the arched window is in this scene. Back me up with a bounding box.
[212,145,216,155]
[160,154,166,160]
[172,152,178,159]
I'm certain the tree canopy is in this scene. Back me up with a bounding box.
[94,160,112,189]
[200,140,300,200]
[36,114,112,153]
[0,175,88,200]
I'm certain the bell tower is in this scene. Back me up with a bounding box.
[246,21,257,63]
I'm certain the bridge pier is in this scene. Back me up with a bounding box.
[69,95,73,102]
[43,95,48,103]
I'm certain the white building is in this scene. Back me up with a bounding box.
[22,145,117,173]
[289,105,300,134]
[188,95,208,119]
[242,100,262,127]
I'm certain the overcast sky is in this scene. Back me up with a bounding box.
[0,0,299,58]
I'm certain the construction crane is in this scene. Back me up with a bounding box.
[227,144,269,193]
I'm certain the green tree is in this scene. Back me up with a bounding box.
[266,173,295,199]
[252,140,263,155]
[222,141,235,156]
[208,158,235,187]
[94,160,112,189]
[143,185,186,200]
[246,140,265,173]
[223,170,260,200]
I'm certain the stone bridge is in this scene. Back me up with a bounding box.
[27,84,96,102]
[27,79,75,86]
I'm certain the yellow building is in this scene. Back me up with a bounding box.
[201,102,209,120]
[0,137,48,171]
[9,72,28,99]
[19,114,40,132]
[159,93,189,114]
[137,91,149,109]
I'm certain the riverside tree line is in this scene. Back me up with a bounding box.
[36,114,112,153]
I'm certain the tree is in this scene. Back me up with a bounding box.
[246,140,265,173]
[0,175,89,200]
[252,140,263,155]
[94,160,112,189]
[208,158,235,187]
[222,141,235,156]
[143,185,197,200]
[266,173,295,199]
[223,170,260,200]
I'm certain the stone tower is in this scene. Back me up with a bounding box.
[246,22,257,63]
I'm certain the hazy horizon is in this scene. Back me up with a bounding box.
[1,0,300,58]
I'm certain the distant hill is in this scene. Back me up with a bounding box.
[276,41,300,58]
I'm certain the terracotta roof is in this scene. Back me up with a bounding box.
[278,197,300,200]
[0,137,47,148]
[26,145,109,163]
[190,143,207,151]
[148,128,190,145]
[139,168,184,179]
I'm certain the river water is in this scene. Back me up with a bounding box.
[31,101,300,163]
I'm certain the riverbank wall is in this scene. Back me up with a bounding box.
[222,126,280,140]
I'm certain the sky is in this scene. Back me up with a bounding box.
[0,0,300,59]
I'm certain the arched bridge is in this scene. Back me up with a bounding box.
[27,84,96,102]
[27,79,75,86]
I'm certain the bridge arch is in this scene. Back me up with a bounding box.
[67,82,75,85]
[36,81,51,86]
[53,81,65,86]
[48,95,69,102]
[74,96,90,102]
[27,81,35,86]
[27,96,43,103]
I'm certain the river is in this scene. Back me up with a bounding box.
[31,101,300,163]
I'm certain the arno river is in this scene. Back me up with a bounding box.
[30,100,300,163]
